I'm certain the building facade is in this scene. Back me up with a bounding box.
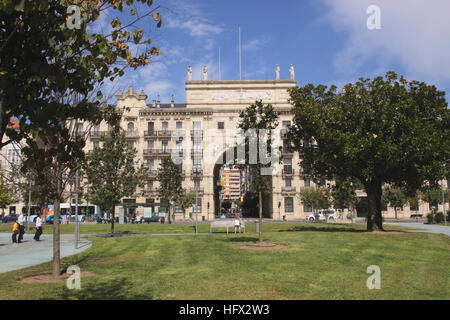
[1,66,448,220]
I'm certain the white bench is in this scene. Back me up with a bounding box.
[210,219,246,234]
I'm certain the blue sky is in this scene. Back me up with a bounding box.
[95,0,450,103]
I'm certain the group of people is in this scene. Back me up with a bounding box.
[11,212,43,244]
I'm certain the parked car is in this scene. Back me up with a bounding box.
[143,216,164,223]
[46,215,63,224]
[306,209,338,222]
[2,214,18,223]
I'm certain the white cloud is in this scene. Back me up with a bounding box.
[321,0,450,86]
[242,38,269,52]
[166,16,224,37]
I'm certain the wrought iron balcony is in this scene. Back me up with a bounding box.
[281,186,297,194]
[144,130,158,138]
[125,130,139,138]
[89,131,110,139]
[282,168,295,176]
[158,130,172,137]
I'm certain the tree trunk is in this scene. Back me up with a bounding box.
[394,208,397,220]
[259,191,263,243]
[168,204,172,224]
[366,180,384,231]
[110,205,115,234]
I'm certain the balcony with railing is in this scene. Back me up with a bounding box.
[282,168,295,177]
[125,130,139,139]
[190,130,203,139]
[158,130,172,138]
[143,149,159,157]
[189,187,204,194]
[281,186,297,194]
[148,169,158,177]
[280,128,289,138]
[191,168,203,179]
[89,131,110,139]
[191,149,203,157]
[144,130,158,138]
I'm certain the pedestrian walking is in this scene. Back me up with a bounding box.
[12,220,19,243]
[34,213,43,241]
[17,212,26,243]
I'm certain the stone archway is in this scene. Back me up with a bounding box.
[211,146,273,219]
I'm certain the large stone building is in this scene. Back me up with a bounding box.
[1,65,448,220]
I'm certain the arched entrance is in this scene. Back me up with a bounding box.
[212,147,273,219]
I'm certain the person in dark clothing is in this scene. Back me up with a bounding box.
[34,213,43,241]
[12,221,19,243]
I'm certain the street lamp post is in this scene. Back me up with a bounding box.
[195,180,198,234]
[74,169,79,249]
[442,180,447,225]
[26,179,31,232]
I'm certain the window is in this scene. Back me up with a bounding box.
[162,122,168,133]
[147,122,154,134]
[176,140,182,153]
[176,122,183,129]
[127,141,134,149]
[93,124,100,133]
[162,141,168,152]
[147,140,154,150]
[319,178,326,187]
[193,158,202,171]
[93,141,99,149]
[282,120,291,129]
[285,178,292,187]
[304,205,312,212]
[283,158,292,173]
[147,180,154,191]
[218,122,224,129]
[127,122,134,132]
[285,197,294,213]
[147,159,154,170]
[194,179,201,190]
[304,178,310,187]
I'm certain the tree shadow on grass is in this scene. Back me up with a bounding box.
[49,277,154,300]
[221,237,259,243]
[278,225,366,233]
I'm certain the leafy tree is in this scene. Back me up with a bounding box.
[299,187,332,219]
[177,191,196,221]
[382,185,408,219]
[156,158,183,225]
[238,100,279,242]
[420,186,450,210]
[332,177,359,211]
[85,117,148,234]
[0,0,162,149]
[221,200,232,210]
[287,72,450,231]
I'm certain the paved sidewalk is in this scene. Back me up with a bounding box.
[0,233,91,274]
[385,223,450,237]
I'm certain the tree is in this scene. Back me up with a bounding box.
[299,186,332,219]
[420,186,450,210]
[287,72,450,231]
[2,0,163,278]
[238,100,279,242]
[85,117,148,234]
[0,0,162,150]
[0,172,14,217]
[332,177,359,211]
[156,158,183,225]
[382,186,408,219]
[177,191,196,221]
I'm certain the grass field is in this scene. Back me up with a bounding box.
[0,222,448,300]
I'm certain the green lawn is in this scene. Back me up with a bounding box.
[0,222,448,300]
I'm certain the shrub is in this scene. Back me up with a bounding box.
[347,213,353,220]
[426,213,434,224]
[435,212,444,224]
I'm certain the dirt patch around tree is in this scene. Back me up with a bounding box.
[236,243,289,250]
[18,271,96,284]
[362,231,405,235]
